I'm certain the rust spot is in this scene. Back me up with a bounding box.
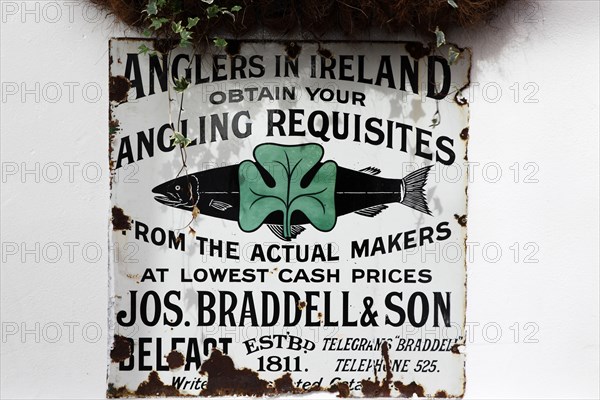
[405,42,431,59]
[461,127,470,161]
[109,75,131,103]
[273,372,295,393]
[317,47,333,59]
[454,214,467,227]
[112,206,132,231]
[394,381,425,397]
[225,40,241,57]
[435,389,449,398]
[110,335,132,363]
[166,350,185,369]
[200,349,270,396]
[106,383,132,398]
[109,118,120,134]
[285,42,301,60]
[336,382,350,398]
[361,379,390,397]
[394,381,426,397]
[451,343,463,354]
[109,116,120,177]
[381,341,393,383]
[297,301,306,310]
[456,95,469,106]
[136,371,181,396]
[361,341,392,397]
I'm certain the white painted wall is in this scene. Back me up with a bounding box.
[1,1,598,398]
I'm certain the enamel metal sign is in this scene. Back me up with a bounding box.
[108,39,469,398]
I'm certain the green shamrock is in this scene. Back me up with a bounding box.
[238,143,337,239]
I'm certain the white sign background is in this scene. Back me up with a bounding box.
[108,40,469,397]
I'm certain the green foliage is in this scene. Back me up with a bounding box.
[213,37,228,48]
[437,2,462,64]
[170,131,192,148]
[173,77,190,93]
[137,0,242,233]
[140,0,241,52]
[150,17,168,30]
[435,27,446,47]
[138,43,151,54]
[109,125,120,135]
[238,144,337,239]
[145,0,158,16]
[448,47,461,65]
[434,28,461,65]
[206,4,239,19]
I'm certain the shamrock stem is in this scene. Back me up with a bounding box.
[283,209,292,239]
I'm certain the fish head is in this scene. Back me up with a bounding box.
[152,175,199,211]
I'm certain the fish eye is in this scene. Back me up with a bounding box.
[175,185,181,191]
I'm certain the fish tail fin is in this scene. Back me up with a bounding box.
[400,166,433,215]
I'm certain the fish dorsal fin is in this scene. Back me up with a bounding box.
[359,167,381,175]
[267,224,306,241]
[209,199,233,211]
[355,204,388,217]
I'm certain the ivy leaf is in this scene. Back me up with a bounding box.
[192,206,200,219]
[187,17,199,28]
[145,0,158,15]
[188,226,197,236]
[231,5,242,12]
[435,27,446,47]
[150,17,168,30]
[170,131,192,147]
[238,143,337,239]
[180,30,193,42]
[213,37,228,48]
[448,47,461,65]
[138,44,151,54]
[206,4,220,18]
[447,0,458,8]
[174,76,190,92]
[171,21,184,33]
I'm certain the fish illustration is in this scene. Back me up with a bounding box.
[152,143,432,240]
